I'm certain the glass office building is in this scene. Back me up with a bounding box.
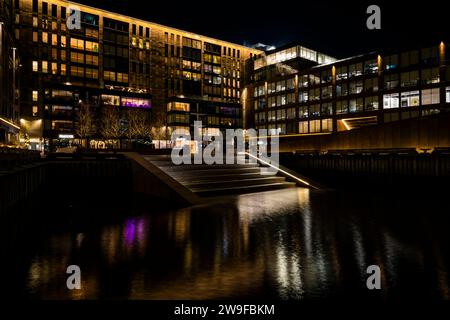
[245,42,450,137]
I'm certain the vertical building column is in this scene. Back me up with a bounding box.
[294,74,299,134]
[0,22,3,120]
[264,81,268,131]
[377,54,384,125]
[331,65,337,133]
[439,41,446,108]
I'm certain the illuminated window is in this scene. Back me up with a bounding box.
[104,71,116,82]
[32,61,38,72]
[42,61,48,73]
[85,55,98,66]
[322,119,333,132]
[85,68,98,79]
[61,50,66,61]
[308,88,320,101]
[33,16,38,27]
[70,52,84,63]
[349,98,364,112]
[33,31,38,42]
[336,83,348,97]
[336,66,348,80]
[383,93,400,109]
[52,34,57,46]
[276,109,286,120]
[365,96,379,110]
[61,64,66,75]
[349,63,363,77]
[32,90,38,102]
[51,48,57,60]
[286,108,296,120]
[101,94,120,106]
[85,28,98,38]
[447,87,450,103]
[309,74,320,85]
[51,62,57,74]
[276,80,286,92]
[71,66,84,77]
[299,91,308,103]
[299,75,309,88]
[61,35,66,47]
[421,88,440,105]
[321,86,333,99]
[364,59,378,74]
[321,69,332,83]
[309,120,321,133]
[309,104,320,117]
[336,100,349,114]
[85,40,99,52]
[212,55,221,64]
[32,106,39,117]
[321,103,333,116]
[401,91,420,107]
[42,32,48,43]
[116,73,128,83]
[168,102,190,112]
[52,90,72,98]
[70,38,84,50]
[422,68,440,84]
[182,71,191,80]
[384,54,398,70]
[349,81,363,94]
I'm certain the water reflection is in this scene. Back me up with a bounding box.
[8,187,450,299]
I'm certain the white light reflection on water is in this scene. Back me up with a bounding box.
[237,188,311,299]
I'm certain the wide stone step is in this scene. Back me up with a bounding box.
[176,172,268,183]
[160,163,258,171]
[167,167,263,177]
[184,176,286,189]
[192,181,296,196]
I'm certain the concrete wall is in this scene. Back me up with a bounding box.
[125,153,202,208]
[279,113,450,153]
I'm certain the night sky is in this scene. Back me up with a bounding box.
[76,0,450,59]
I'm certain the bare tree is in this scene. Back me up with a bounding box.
[100,107,121,148]
[76,102,94,149]
[150,110,168,148]
[123,109,152,148]
[133,109,152,140]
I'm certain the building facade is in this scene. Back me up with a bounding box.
[0,0,20,145]
[13,0,261,150]
[245,42,450,139]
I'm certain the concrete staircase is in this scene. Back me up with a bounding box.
[143,155,296,197]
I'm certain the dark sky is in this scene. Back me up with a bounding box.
[76,0,450,59]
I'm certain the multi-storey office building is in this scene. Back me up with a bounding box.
[13,0,261,150]
[245,42,450,138]
[167,96,242,140]
[0,0,20,145]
